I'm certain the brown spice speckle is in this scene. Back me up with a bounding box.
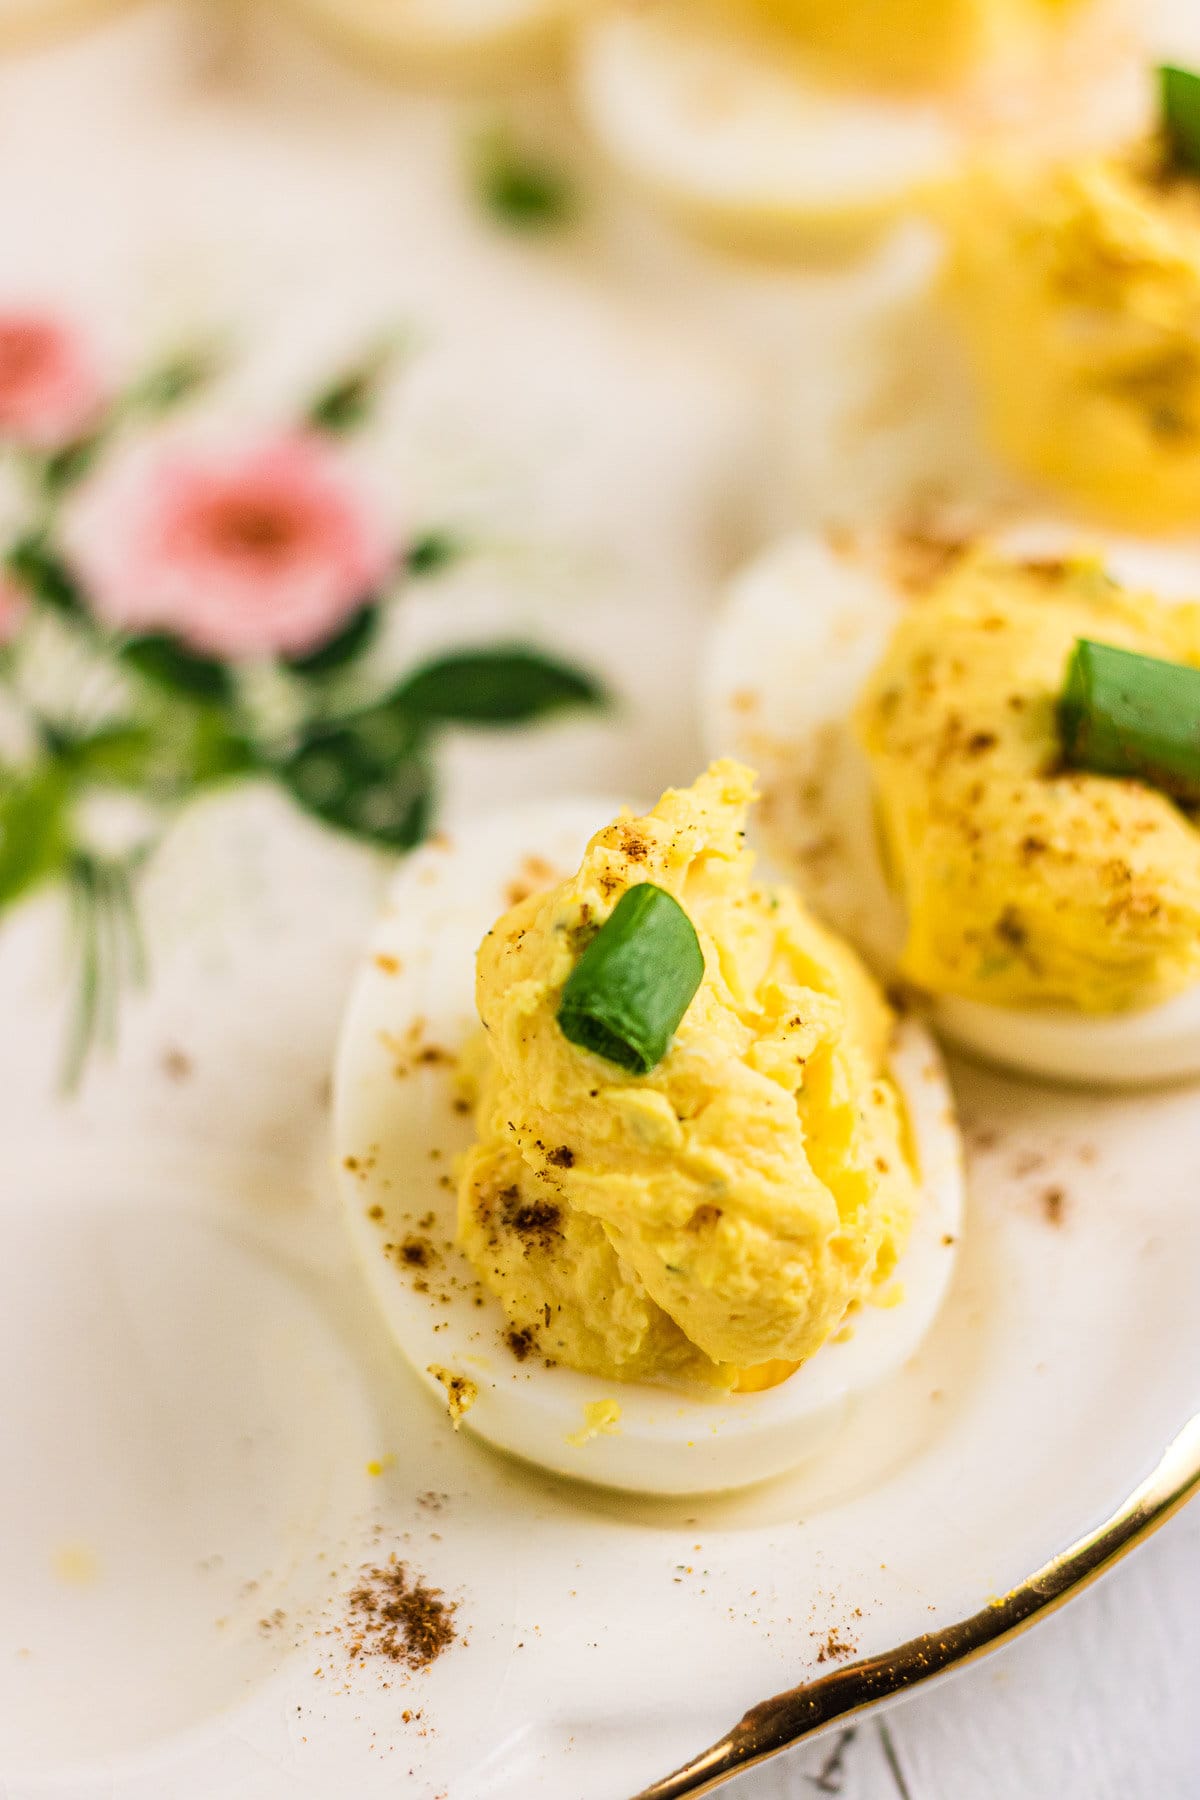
[815,1627,857,1664]
[345,1558,457,1670]
[499,1188,562,1249]
[399,1236,435,1270]
[1042,1187,1067,1227]
[504,855,560,909]
[687,1203,722,1231]
[380,1021,454,1080]
[504,1324,538,1362]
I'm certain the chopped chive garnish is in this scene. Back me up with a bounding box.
[472,124,577,232]
[1160,64,1200,173]
[556,883,704,1075]
[1059,638,1200,802]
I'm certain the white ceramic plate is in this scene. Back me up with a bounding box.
[1,7,1198,1796]
[8,797,1200,1800]
[321,792,1200,1798]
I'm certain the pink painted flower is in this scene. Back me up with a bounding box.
[69,434,394,661]
[0,311,103,448]
[0,572,27,646]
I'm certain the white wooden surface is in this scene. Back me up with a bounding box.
[0,7,1197,1797]
[729,1505,1200,1798]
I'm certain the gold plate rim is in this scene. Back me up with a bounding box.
[632,1413,1200,1799]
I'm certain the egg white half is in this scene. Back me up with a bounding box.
[572,0,1143,254]
[334,797,963,1495]
[275,0,584,85]
[704,526,1200,1086]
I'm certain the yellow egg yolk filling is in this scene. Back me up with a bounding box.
[759,0,1082,86]
[947,144,1200,528]
[857,553,1200,1013]
[456,761,916,1390]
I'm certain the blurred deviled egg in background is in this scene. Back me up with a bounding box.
[269,0,592,87]
[946,62,1200,529]
[572,0,1144,253]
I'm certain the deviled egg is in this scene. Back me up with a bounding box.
[947,65,1200,529]
[335,764,963,1494]
[706,529,1200,1085]
[572,0,1141,252]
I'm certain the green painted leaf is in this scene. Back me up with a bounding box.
[284,604,380,676]
[5,534,83,617]
[40,432,103,496]
[174,710,258,786]
[59,724,155,786]
[67,713,255,795]
[120,635,234,703]
[473,126,578,231]
[280,707,432,849]
[406,530,463,578]
[0,763,71,910]
[392,646,607,726]
[306,344,395,434]
[125,344,222,414]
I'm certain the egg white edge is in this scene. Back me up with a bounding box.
[572,4,960,230]
[278,0,578,68]
[704,523,1200,1088]
[333,795,964,1496]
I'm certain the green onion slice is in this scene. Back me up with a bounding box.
[1160,64,1200,173]
[556,883,704,1075]
[1059,638,1200,802]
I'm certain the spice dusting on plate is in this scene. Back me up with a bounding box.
[815,1625,857,1664]
[1042,1186,1067,1226]
[345,1555,457,1671]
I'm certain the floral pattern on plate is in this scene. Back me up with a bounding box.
[0,313,604,1082]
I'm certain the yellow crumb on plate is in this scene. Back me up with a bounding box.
[567,1398,622,1447]
[427,1364,479,1427]
[874,1281,906,1309]
[51,1543,99,1586]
